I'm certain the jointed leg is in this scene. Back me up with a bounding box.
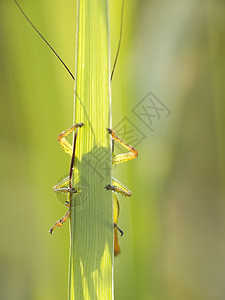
[114,223,124,236]
[58,123,83,156]
[50,123,83,234]
[53,176,77,194]
[107,128,138,165]
[107,129,138,255]
[49,208,70,234]
[106,177,132,197]
[50,174,78,234]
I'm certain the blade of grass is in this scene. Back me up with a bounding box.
[68,0,113,299]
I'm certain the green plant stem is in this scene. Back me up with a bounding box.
[68,0,113,299]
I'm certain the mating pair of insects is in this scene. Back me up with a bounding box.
[14,0,138,255]
[49,123,138,256]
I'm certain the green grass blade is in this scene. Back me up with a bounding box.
[68,0,113,299]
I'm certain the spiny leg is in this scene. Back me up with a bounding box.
[49,123,83,234]
[106,177,132,197]
[49,207,70,234]
[49,179,77,234]
[107,128,138,165]
[107,128,138,254]
[53,176,77,194]
[53,187,77,193]
[57,122,83,156]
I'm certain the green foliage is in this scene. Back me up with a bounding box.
[1,1,225,300]
[68,0,112,299]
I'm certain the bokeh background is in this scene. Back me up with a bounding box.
[1,0,225,299]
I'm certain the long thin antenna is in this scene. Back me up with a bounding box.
[110,0,125,81]
[14,0,124,82]
[13,0,75,81]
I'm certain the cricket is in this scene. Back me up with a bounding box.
[14,0,138,256]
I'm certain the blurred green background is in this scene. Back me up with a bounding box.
[1,0,225,299]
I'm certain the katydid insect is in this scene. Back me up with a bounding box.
[14,0,138,256]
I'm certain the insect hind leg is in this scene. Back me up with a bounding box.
[49,209,70,234]
[50,177,78,234]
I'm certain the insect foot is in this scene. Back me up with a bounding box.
[114,223,124,236]
[105,184,113,190]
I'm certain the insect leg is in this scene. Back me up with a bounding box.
[53,176,77,194]
[106,177,132,197]
[49,184,77,234]
[114,223,124,236]
[49,209,70,234]
[107,128,138,165]
[57,123,83,156]
[50,124,83,234]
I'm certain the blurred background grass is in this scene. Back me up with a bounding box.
[0,0,225,299]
